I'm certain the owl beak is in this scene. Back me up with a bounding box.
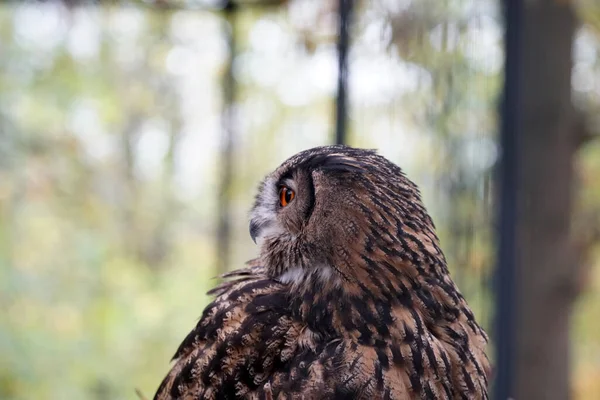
[249,219,261,244]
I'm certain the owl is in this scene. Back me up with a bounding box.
[154,145,490,399]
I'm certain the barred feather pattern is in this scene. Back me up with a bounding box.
[154,146,490,399]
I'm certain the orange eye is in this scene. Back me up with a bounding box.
[279,186,295,207]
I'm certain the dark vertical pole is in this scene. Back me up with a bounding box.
[335,0,352,145]
[494,0,522,398]
[216,0,237,275]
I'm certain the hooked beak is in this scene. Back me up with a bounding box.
[249,219,262,244]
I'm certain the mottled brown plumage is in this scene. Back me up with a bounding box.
[154,146,490,399]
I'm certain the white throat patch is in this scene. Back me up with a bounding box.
[277,265,340,288]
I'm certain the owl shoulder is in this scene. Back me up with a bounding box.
[154,267,302,399]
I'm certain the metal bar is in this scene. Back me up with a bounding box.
[335,0,352,145]
[494,0,522,398]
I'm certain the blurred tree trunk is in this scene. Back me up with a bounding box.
[516,1,581,398]
[216,3,237,276]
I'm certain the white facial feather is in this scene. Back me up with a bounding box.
[254,224,285,247]
[250,176,283,245]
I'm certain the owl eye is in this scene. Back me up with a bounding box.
[279,186,295,207]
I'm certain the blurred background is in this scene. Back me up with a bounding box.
[0,0,599,398]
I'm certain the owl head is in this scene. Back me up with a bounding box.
[249,145,447,296]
